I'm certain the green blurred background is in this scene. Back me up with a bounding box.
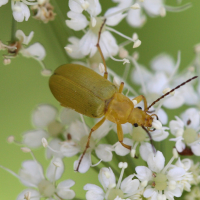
[0,0,200,199]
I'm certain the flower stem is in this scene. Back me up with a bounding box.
[11,16,17,43]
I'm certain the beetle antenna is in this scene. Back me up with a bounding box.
[96,18,108,79]
[141,125,156,153]
[147,76,198,110]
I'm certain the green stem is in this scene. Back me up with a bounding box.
[11,16,17,43]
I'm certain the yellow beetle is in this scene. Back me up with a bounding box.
[49,19,198,171]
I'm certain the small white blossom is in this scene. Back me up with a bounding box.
[1,157,75,200]
[60,120,113,173]
[131,53,198,111]
[135,151,188,200]
[114,126,169,161]
[22,104,79,159]
[84,163,140,200]
[66,0,137,60]
[169,108,200,156]
[12,1,30,22]
[115,0,191,28]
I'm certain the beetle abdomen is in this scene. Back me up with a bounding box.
[49,64,118,118]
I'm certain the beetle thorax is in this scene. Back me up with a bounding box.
[105,93,133,124]
[127,108,153,127]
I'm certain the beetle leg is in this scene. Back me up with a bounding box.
[117,123,131,150]
[76,117,106,172]
[118,82,124,93]
[132,95,148,111]
[96,19,108,80]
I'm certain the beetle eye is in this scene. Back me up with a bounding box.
[137,107,142,110]
[133,123,138,127]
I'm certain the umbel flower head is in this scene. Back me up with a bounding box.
[169,108,200,156]
[84,162,140,200]
[65,0,141,61]
[0,148,75,200]
[135,150,192,200]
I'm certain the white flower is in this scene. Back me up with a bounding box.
[169,108,200,156]
[15,30,46,61]
[64,37,85,59]
[188,160,200,185]
[60,120,113,173]
[1,157,75,200]
[12,1,30,22]
[1,30,51,75]
[135,151,187,200]
[66,0,138,60]
[22,104,79,159]
[114,126,169,161]
[84,162,140,200]
[175,158,193,192]
[114,0,191,27]
[131,53,198,110]
[0,0,8,7]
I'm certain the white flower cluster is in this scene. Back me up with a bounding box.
[0,30,51,76]
[84,150,194,200]
[0,0,55,22]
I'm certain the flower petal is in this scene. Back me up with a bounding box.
[142,0,164,16]
[86,0,102,16]
[60,107,80,125]
[100,31,119,59]
[60,140,80,157]
[105,7,126,26]
[79,30,98,57]
[126,8,146,27]
[151,127,169,141]
[135,166,152,181]
[15,30,34,45]
[150,53,175,74]
[84,184,104,200]
[32,104,57,128]
[46,138,63,159]
[95,144,113,162]
[163,92,185,109]
[98,167,116,190]
[66,11,88,31]
[17,189,40,200]
[139,142,154,161]
[23,130,48,148]
[120,175,140,194]
[92,120,111,140]
[169,116,184,136]
[181,108,200,129]
[74,152,91,173]
[12,2,30,22]
[46,157,64,181]
[143,187,158,198]
[114,138,132,156]
[0,0,8,7]
[21,43,46,60]
[191,143,200,156]
[167,167,186,181]
[19,160,44,187]
[147,151,165,173]
[65,37,85,59]
[57,180,75,199]
[69,0,83,13]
